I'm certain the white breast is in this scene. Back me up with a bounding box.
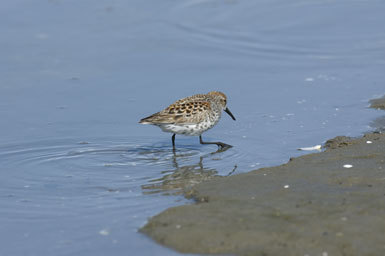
[157,119,216,136]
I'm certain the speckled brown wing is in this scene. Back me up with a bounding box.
[139,93,213,124]
[140,99,211,124]
[161,101,211,124]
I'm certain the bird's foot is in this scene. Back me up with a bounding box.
[216,142,233,150]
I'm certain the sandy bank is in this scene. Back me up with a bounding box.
[141,97,385,256]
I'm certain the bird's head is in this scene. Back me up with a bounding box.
[207,91,236,121]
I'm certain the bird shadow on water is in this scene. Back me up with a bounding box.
[141,146,237,195]
[55,139,237,195]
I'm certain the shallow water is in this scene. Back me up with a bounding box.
[1,0,384,255]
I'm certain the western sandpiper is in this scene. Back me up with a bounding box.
[139,91,236,149]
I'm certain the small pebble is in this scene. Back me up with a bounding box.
[176,224,181,229]
[343,164,353,168]
[322,252,328,256]
[305,78,314,82]
[284,185,290,189]
[366,141,372,144]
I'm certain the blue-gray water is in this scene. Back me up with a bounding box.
[1,0,384,255]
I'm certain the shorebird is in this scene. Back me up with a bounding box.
[139,91,236,149]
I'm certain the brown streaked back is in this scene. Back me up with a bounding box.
[139,96,212,125]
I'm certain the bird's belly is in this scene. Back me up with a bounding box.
[158,121,215,136]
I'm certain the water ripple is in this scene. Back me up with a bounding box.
[0,137,241,197]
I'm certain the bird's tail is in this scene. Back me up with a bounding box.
[139,112,160,124]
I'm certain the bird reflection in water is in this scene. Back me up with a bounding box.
[142,147,237,195]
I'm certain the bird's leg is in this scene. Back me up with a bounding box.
[199,135,232,149]
[172,134,176,149]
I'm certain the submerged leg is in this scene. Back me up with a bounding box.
[172,134,176,149]
[199,135,232,149]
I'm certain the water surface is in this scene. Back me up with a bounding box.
[1,0,384,255]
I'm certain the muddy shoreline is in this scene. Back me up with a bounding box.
[140,97,385,256]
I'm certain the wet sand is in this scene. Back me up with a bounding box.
[140,97,385,256]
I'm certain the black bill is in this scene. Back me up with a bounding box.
[224,107,236,121]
